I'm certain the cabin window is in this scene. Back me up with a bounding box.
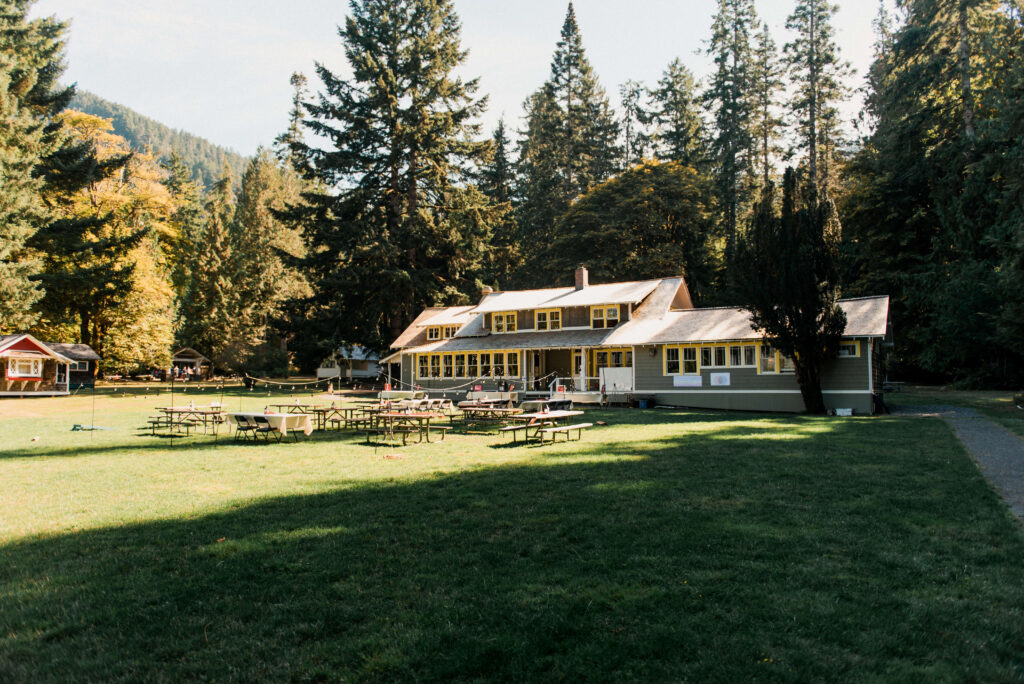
[591,305,619,329]
[443,325,459,339]
[418,355,429,379]
[507,352,519,377]
[454,353,466,378]
[492,312,517,334]
[595,351,609,369]
[701,347,712,368]
[838,341,860,358]
[729,346,742,367]
[427,326,441,341]
[665,347,680,374]
[682,347,698,374]
[7,359,42,378]
[479,353,491,377]
[715,346,726,367]
[493,352,505,376]
[759,345,777,374]
[780,354,796,373]
[535,309,562,331]
[467,353,478,378]
[70,361,89,372]
[430,355,441,378]
[443,355,453,378]
[744,346,756,366]
[730,345,756,367]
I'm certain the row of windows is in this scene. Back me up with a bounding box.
[426,325,461,341]
[417,351,521,379]
[663,343,793,376]
[489,306,624,334]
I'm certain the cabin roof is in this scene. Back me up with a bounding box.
[45,343,101,361]
[472,278,665,314]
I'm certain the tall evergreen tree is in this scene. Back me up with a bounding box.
[703,0,758,266]
[274,71,308,170]
[750,23,784,188]
[286,0,499,351]
[0,0,77,332]
[515,2,619,281]
[479,119,519,288]
[648,58,705,166]
[783,0,852,193]
[734,168,846,413]
[619,79,649,168]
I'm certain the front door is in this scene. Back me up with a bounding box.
[530,350,544,390]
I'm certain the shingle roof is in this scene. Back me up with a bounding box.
[415,305,477,327]
[472,279,664,313]
[45,343,101,361]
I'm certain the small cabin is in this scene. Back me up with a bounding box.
[317,345,380,381]
[0,334,74,397]
[46,343,101,389]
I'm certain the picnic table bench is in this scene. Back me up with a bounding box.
[538,423,593,442]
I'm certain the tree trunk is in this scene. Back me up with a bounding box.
[79,308,91,346]
[795,359,827,414]
[808,8,818,190]
[958,0,975,144]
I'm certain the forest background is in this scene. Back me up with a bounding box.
[1,0,1022,387]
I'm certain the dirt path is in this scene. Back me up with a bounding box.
[892,405,1024,518]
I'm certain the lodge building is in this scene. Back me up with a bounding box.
[384,267,891,414]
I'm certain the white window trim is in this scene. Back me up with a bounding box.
[663,344,700,376]
[70,361,89,372]
[7,359,43,378]
[427,327,441,341]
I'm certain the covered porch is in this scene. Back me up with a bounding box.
[524,346,635,402]
[0,334,72,397]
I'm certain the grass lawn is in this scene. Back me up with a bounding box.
[2,389,1023,681]
[885,386,1024,437]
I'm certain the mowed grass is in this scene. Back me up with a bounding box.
[1,390,1023,681]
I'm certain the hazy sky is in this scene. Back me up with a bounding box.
[32,1,887,156]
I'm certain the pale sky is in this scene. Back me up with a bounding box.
[32,0,887,157]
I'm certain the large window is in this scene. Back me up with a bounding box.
[492,312,517,334]
[663,345,699,375]
[535,309,562,331]
[479,353,491,377]
[454,353,466,378]
[507,352,519,377]
[759,344,777,373]
[467,353,478,378]
[418,355,429,379]
[443,325,459,339]
[430,355,441,378]
[7,359,42,378]
[443,355,454,378]
[591,305,620,329]
[493,352,505,376]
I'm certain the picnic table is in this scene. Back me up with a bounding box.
[267,403,324,414]
[154,405,225,434]
[311,405,364,430]
[368,411,449,444]
[226,412,313,440]
[460,405,523,421]
[501,410,587,443]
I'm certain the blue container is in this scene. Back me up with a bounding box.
[637,399,650,409]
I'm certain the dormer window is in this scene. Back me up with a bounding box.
[591,305,619,329]
[443,325,459,339]
[535,309,561,331]
[427,326,441,341]
[492,312,517,334]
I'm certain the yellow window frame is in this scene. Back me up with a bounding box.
[662,344,701,375]
[838,340,861,358]
[535,308,562,331]
[427,326,440,341]
[590,305,619,329]
[492,312,517,334]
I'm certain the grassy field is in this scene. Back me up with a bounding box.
[885,386,1024,437]
[2,388,1023,681]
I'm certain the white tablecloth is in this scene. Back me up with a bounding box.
[227,412,313,436]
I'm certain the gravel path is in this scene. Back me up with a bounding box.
[891,405,1024,518]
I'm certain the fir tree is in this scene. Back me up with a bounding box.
[515,2,619,281]
[274,71,308,170]
[750,23,784,188]
[619,79,649,168]
[733,168,846,413]
[286,0,500,352]
[648,58,705,167]
[479,119,519,288]
[703,0,758,266]
[783,0,852,193]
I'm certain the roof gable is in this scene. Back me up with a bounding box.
[0,334,73,362]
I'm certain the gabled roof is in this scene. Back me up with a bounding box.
[0,334,74,363]
[45,343,101,361]
[415,305,477,328]
[472,278,666,314]
[173,347,211,363]
[605,295,891,346]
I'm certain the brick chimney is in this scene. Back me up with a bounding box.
[481,285,494,295]
[574,265,589,290]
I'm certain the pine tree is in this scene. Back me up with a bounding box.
[0,0,75,332]
[479,119,519,288]
[164,152,207,296]
[733,168,846,413]
[619,79,649,168]
[783,0,852,193]
[515,2,619,280]
[648,58,705,166]
[703,0,758,266]
[285,0,499,352]
[750,23,784,188]
[273,71,308,170]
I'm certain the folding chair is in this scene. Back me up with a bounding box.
[233,415,257,442]
[252,415,281,442]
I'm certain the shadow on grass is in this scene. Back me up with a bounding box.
[3,416,1023,682]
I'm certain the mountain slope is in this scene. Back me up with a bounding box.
[68,90,249,187]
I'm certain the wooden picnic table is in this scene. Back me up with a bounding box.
[267,403,325,414]
[370,411,448,444]
[506,410,586,440]
[155,406,226,434]
[310,405,365,430]
[460,406,523,421]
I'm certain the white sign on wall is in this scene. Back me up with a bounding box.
[673,375,702,388]
[710,373,731,387]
